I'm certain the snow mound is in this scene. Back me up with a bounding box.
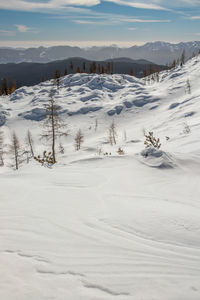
[140,147,175,169]
[19,108,47,121]
[0,73,158,124]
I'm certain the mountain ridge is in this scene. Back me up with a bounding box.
[0,41,200,65]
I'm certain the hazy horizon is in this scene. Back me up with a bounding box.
[1,39,200,49]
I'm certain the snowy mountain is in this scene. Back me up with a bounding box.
[0,55,200,300]
[1,41,200,65]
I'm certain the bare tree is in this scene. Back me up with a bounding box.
[186,79,191,94]
[2,77,9,95]
[41,91,67,164]
[95,119,98,132]
[10,80,16,94]
[0,130,4,166]
[82,61,86,72]
[10,131,21,170]
[129,68,134,76]
[183,122,191,134]
[170,59,176,69]
[54,70,61,89]
[111,61,114,74]
[108,121,117,145]
[76,66,81,73]
[97,64,101,74]
[59,142,64,154]
[97,146,102,155]
[106,62,111,74]
[70,61,74,72]
[156,71,160,82]
[74,129,84,151]
[25,130,34,162]
[180,50,186,66]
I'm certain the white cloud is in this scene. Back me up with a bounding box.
[0,0,196,22]
[0,29,15,36]
[0,0,199,13]
[178,0,199,4]
[52,0,100,6]
[189,16,200,20]
[0,24,37,37]
[120,17,171,22]
[105,0,200,10]
[73,18,122,24]
[0,0,170,12]
[73,16,170,25]
[104,0,169,10]
[74,19,99,24]
[15,24,30,32]
[0,0,99,12]
[150,0,200,8]
[14,24,39,34]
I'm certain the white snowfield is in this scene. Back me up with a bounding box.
[0,56,200,300]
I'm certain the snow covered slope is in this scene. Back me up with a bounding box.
[0,56,200,300]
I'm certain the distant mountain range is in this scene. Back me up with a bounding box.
[0,41,200,65]
[0,57,167,88]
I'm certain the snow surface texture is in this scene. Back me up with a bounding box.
[0,56,200,300]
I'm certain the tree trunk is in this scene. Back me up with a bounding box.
[51,105,56,163]
[14,146,18,170]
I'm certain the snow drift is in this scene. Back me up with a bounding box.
[0,55,200,300]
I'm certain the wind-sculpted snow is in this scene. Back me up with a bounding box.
[19,108,47,121]
[0,56,200,300]
[169,102,180,109]
[140,147,175,169]
[1,55,199,125]
[2,73,153,123]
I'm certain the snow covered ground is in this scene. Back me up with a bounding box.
[0,56,200,300]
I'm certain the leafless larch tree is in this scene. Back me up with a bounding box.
[0,130,4,166]
[108,120,117,145]
[25,130,35,162]
[41,91,67,164]
[10,131,21,170]
[74,129,84,151]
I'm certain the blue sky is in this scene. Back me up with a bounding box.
[0,0,200,47]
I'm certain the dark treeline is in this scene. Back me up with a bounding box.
[0,57,168,91]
